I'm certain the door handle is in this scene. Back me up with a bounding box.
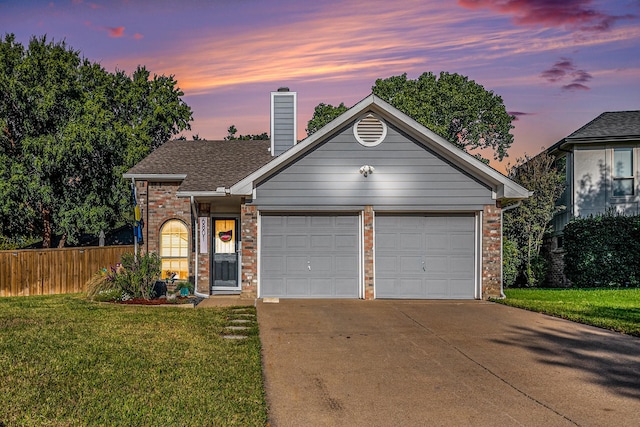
[422,261,426,272]
[308,261,311,271]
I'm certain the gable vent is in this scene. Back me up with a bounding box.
[354,113,387,147]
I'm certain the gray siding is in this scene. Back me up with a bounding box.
[271,93,296,156]
[253,122,494,210]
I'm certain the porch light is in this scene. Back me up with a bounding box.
[359,165,375,177]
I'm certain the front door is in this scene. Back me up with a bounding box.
[211,218,240,291]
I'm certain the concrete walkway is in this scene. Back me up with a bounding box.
[257,299,640,427]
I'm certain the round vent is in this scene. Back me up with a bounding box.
[354,113,387,147]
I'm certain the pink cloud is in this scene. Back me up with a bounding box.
[562,83,590,91]
[133,33,144,40]
[540,57,593,91]
[106,26,125,38]
[457,0,636,32]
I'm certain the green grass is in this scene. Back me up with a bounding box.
[496,288,640,337]
[0,295,267,426]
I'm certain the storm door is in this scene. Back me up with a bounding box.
[211,218,240,291]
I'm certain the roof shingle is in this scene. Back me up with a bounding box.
[125,139,273,192]
[568,111,640,139]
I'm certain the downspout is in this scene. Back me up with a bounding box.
[499,201,522,298]
[191,196,209,298]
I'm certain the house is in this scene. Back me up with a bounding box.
[124,89,530,300]
[544,110,640,285]
[548,110,640,235]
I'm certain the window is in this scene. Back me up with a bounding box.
[612,148,634,196]
[160,220,189,280]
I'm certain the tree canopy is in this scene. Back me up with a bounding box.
[306,102,348,136]
[224,124,269,140]
[307,72,514,162]
[0,34,192,248]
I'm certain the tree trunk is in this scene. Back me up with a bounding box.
[42,208,52,248]
[58,233,67,248]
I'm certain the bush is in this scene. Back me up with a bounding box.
[86,266,121,299]
[502,237,519,288]
[86,251,162,301]
[564,212,640,287]
[117,251,162,299]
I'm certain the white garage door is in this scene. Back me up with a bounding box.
[375,215,476,299]
[261,215,359,298]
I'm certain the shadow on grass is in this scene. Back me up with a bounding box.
[491,318,640,400]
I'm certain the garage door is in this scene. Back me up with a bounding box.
[375,215,476,299]
[261,215,359,298]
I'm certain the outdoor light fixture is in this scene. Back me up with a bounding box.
[359,165,375,177]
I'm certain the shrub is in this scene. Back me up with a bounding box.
[117,251,162,299]
[86,266,121,299]
[564,211,640,287]
[502,237,519,288]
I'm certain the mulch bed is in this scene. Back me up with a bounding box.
[116,297,195,305]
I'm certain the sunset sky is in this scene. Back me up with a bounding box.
[1,0,639,171]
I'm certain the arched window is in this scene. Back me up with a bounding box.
[160,220,189,280]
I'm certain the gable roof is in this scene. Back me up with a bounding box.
[123,139,272,195]
[548,111,640,153]
[231,94,530,202]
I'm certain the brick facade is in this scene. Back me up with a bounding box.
[139,181,200,285]
[482,204,502,299]
[240,203,258,299]
[363,206,375,300]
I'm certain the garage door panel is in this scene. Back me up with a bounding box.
[310,234,333,250]
[285,256,308,273]
[400,256,423,272]
[262,235,284,249]
[286,235,308,249]
[400,233,423,250]
[376,215,476,299]
[336,256,358,273]
[261,215,359,298]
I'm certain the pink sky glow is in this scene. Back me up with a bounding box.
[2,0,639,172]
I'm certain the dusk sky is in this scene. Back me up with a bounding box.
[1,0,639,171]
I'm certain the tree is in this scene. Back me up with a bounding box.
[0,34,192,248]
[306,103,348,136]
[224,125,268,140]
[306,72,514,162]
[504,152,565,286]
[225,125,238,140]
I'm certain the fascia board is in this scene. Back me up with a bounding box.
[231,95,376,195]
[232,93,529,201]
[176,191,227,198]
[123,173,187,181]
[368,97,530,200]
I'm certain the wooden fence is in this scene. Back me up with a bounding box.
[0,246,135,297]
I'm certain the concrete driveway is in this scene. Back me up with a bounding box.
[257,300,640,427]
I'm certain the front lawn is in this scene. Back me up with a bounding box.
[496,288,640,337]
[0,295,267,426]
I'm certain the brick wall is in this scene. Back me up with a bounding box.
[482,204,502,299]
[363,206,375,300]
[143,181,194,281]
[240,204,258,299]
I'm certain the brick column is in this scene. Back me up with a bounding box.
[240,204,258,299]
[363,206,375,300]
[482,204,502,299]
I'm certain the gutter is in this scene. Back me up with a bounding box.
[191,195,209,299]
[499,201,522,299]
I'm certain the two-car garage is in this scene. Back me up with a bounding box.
[260,213,478,300]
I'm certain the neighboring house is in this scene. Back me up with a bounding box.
[544,110,640,286]
[124,89,529,300]
[547,111,640,236]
